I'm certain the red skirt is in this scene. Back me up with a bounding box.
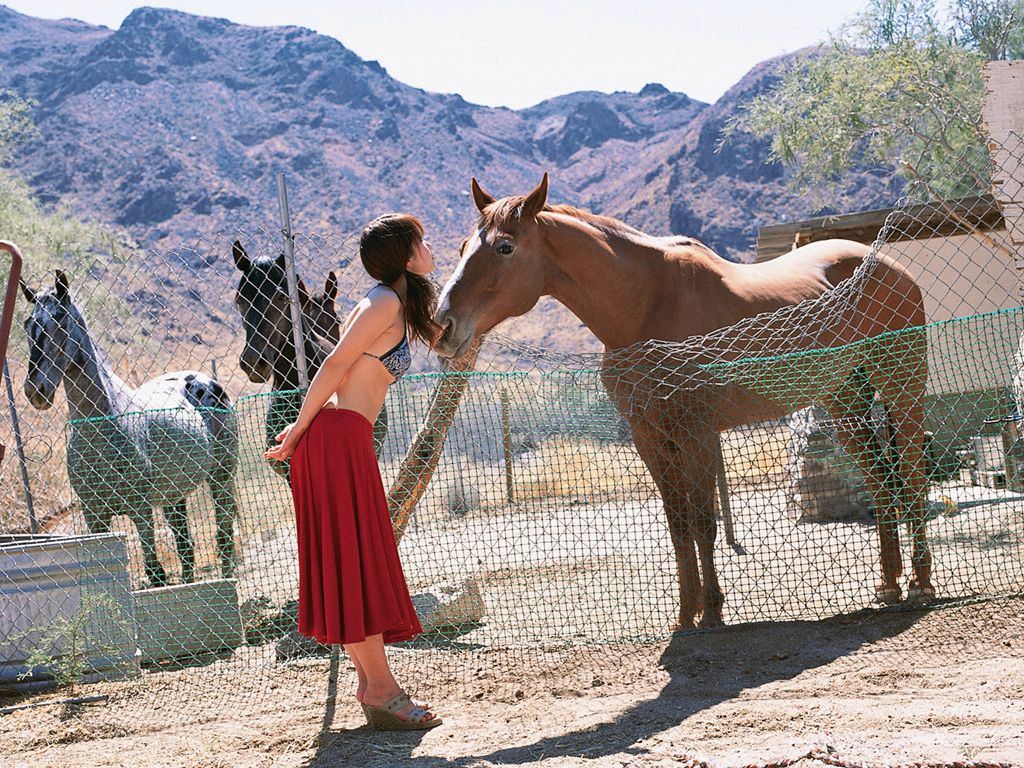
[290,408,422,645]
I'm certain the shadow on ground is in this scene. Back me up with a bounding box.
[300,603,941,767]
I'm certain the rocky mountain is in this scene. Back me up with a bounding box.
[0,5,902,353]
[0,5,899,255]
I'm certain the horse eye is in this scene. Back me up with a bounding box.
[495,242,515,256]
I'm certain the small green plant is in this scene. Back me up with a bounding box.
[16,593,134,695]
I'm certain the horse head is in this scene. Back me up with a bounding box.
[232,241,342,383]
[434,174,550,359]
[231,241,296,383]
[302,270,340,345]
[20,270,78,410]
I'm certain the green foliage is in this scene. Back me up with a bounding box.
[729,0,1024,199]
[16,593,134,694]
[0,89,127,268]
[0,92,136,354]
[0,89,36,164]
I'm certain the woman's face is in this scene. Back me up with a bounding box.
[406,237,435,276]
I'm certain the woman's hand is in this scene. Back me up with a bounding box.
[265,422,303,462]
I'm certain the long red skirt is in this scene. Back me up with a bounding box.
[290,408,422,645]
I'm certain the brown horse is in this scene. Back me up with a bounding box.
[434,174,934,629]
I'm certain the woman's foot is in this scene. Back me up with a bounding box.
[357,690,431,710]
[361,690,441,731]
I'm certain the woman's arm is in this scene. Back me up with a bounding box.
[265,291,400,460]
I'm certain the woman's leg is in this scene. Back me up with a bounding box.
[349,644,429,708]
[346,646,367,703]
[344,634,437,722]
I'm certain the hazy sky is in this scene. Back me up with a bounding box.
[6,1,869,108]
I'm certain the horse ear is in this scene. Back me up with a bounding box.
[232,240,250,273]
[19,279,36,304]
[520,173,549,220]
[297,278,310,305]
[324,271,338,301]
[471,177,496,213]
[54,270,70,301]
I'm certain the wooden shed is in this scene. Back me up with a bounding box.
[756,194,1020,392]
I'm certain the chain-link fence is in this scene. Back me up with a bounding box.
[2,135,1024,723]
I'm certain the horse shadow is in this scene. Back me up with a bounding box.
[298,605,932,767]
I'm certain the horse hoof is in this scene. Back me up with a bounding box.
[906,585,936,604]
[875,586,902,605]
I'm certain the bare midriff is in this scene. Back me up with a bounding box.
[320,355,394,425]
[320,308,405,425]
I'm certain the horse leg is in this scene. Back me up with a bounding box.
[873,333,933,602]
[884,399,933,602]
[822,369,903,604]
[688,438,724,627]
[82,504,110,534]
[209,478,239,579]
[164,500,194,584]
[136,511,169,588]
[632,425,701,629]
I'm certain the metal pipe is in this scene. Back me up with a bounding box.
[3,359,36,533]
[0,240,23,373]
[0,242,35,532]
[276,174,309,389]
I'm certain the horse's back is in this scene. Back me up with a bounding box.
[619,238,928,433]
[761,238,925,327]
[131,373,223,503]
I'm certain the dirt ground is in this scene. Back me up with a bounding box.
[2,596,1023,768]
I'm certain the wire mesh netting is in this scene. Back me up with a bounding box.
[0,134,1023,726]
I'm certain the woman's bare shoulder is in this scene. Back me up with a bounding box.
[341,289,398,335]
[361,286,404,328]
[364,284,403,308]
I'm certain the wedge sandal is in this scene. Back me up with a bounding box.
[360,696,431,723]
[363,693,442,731]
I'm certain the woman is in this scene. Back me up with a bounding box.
[266,213,441,731]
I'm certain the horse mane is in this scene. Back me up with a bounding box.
[483,197,660,243]
[62,298,105,361]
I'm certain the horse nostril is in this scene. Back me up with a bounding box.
[442,317,456,342]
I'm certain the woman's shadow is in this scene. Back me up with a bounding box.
[299,604,939,767]
[301,631,483,767]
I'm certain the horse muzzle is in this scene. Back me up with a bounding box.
[433,316,476,360]
[24,379,54,410]
[239,350,272,383]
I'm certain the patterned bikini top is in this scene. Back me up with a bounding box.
[362,285,412,382]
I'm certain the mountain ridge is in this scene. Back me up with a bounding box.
[0,5,900,351]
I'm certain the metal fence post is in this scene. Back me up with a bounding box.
[3,358,36,534]
[277,173,309,389]
[0,241,35,532]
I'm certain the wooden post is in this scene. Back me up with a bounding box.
[982,61,1024,288]
[983,62,1024,490]
[387,338,482,542]
[501,386,515,503]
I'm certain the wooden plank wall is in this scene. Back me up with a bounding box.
[755,197,1003,263]
[983,60,1024,285]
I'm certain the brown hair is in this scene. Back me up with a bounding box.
[359,213,441,346]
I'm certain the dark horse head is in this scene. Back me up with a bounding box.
[20,270,81,410]
[231,241,339,384]
[434,174,550,359]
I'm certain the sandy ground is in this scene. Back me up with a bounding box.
[2,596,1023,768]
[6,426,1023,768]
